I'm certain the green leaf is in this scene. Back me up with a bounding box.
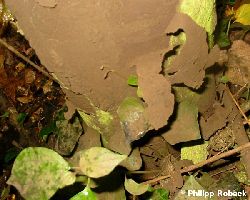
[173,86,200,104]
[124,177,150,196]
[4,147,20,163]
[220,75,230,84]
[16,112,27,124]
[117,97,144,122]
[54,118,83,155]
[70,186,97,200]
[55,106,67,121]
[7,147,75,200]
[230,21,250,31]
[39,121,57,137]
[117,97,149,141]
[181,142,209,164]
[95,110,113,126]
[75,176,98,188]
[79,147,127,178]
[228,0,236,6]
[127,75,138,86]
[0,111,9,118]
[163,32,186,70]
[146,188,169,200]
[235,3,250,26]
[78,109,113,135]
[179,0,217,35]
[137,87,143,98]
[163,101,200,145]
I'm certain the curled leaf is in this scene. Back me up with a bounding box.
[124,177,150,196]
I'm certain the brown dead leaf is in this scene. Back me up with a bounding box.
[0,66,25,103]
[0,66,8,87]
[200,85,235,140]
[209,127,235,152]
[226,40,250,86]
[15,62,25,73]
[16,95,33,104]
[43,80,53,94]
[16,86,29,96]
[31,107,44,122]
[0,54,4,68]
[159,155,183,193]
[25,69,36,84]
[197,75,216,116]
[140,136,175,180]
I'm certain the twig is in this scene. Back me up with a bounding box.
[210,166,236,177]
[0,38,85,96]
[226,86,250,125]
[128,170,160,174]
[0,38,58,84]
[233,83,247,98]
[142,175,171,185]
[12,140,23,150]
[142,142,250,184]
[180,142,250,173]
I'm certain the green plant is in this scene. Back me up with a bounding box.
[216,0,250,48]
[7,146,170,199]
[7,147,127,199]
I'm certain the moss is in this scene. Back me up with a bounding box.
[96,110,113,126]
[181,141,208,164]
[117,97,144,122]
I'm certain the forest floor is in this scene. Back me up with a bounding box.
[0,3,250,200]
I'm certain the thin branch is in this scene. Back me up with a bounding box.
[210,166,236,177]
[128,170,161,175]
[181,142,250,173]
[142,142,250,184]
[142,175,171,185]
[0,38,59,84]
[226,86,250,125]
[12,140,23,150]
[234,83,247,98]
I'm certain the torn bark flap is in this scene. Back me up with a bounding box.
[164,13,219,89]
[136,51,174,130]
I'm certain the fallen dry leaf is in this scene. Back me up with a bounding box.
[16,95,33,104]
[25,69,36,84]
[42,80,53,94]
[15,62,25,73]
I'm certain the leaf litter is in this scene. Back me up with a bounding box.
[0,0,250,199]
